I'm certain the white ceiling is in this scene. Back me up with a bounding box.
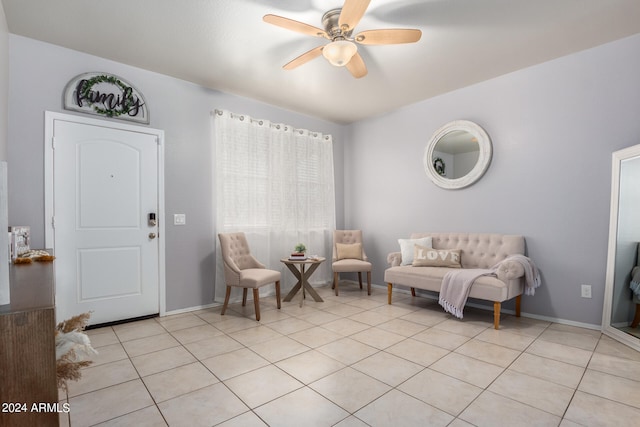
[3,0,640,124]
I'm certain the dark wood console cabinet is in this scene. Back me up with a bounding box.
[0,259,58,426]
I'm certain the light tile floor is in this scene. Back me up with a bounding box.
[59,283,640,427]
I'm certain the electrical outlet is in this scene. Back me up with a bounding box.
[581,284,592,298]
[174,214,186,225]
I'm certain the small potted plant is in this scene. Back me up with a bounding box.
[291,243,306,259]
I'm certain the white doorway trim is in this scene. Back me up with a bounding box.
[44,111,166,318]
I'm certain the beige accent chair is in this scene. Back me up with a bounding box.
[332,230,372,296]
[218,232,281,321]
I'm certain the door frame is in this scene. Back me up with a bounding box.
[44,111,166,317]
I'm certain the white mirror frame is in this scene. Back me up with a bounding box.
[602,143,640,352]
[424,120,492,189]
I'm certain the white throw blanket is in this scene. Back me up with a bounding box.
[439,269,493,319]
[438,255,541,319]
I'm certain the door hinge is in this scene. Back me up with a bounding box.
[51,137,56,149]
[51,216,55,228]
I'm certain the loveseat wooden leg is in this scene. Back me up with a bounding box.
[515,295,522,317]
[387,283,393,304]
[411,287,416,297]
[494,302,501,329]
[358,272,363,289]
[253,289,260,321]
[275,281,281,310]
[222,286,231,316]
[242,288,248,306]
[367,271,371,295]
[334,272,339,296]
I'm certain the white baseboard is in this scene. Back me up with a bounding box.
[163,281,602,331]
[385,283,602,331]
[515,311,601,331]
[164,302,221,317]
[163,280,335,317]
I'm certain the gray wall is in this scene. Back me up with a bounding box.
[0,4,9,300]
[345,34,640,326]
[7,35,345,312]
[0,3,8,160]
[8,31,640,326]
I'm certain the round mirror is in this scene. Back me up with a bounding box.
[424,120,492,189]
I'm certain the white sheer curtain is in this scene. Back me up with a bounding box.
[214,110,336,301]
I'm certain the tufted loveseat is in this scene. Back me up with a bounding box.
[385,233,526,329]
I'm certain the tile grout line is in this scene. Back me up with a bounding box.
[65,285,640,426]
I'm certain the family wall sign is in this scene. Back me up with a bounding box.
[63,72,149,124]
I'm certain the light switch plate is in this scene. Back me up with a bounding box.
[174,214,186,225]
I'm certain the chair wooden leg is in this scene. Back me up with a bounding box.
[221,286,231,316]
[275,281,281,310]
[334,272,340,296]
[367,271,371,295]
[332,272,337,289]
[358,272,363,289]
[515,294,522,317]
[494,301,501,329]
[387,283,393,304]
[253,289,260,321]
[242,288,248,306]
[411,287,416,297]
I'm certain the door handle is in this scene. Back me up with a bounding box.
[148,233,157,239]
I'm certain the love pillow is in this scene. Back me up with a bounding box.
[412,244,462,268]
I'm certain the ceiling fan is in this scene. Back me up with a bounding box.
[263,0,422,78]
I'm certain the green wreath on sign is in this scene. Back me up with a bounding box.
[79,75,135,117]
[433,157,446,176]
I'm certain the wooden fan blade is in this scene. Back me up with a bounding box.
[283,45,325,70]
[338,0,371,32]
[263,14,328,39]
[354,29,422,45]
[345,52,367,78]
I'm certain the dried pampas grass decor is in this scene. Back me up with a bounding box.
[55,312,98,391]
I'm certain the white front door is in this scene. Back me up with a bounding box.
[46,113,164,325]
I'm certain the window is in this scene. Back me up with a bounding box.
[214,110,336,299]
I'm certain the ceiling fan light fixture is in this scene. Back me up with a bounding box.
[322,40,357,67]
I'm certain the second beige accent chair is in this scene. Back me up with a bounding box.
[332,230,372,296]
